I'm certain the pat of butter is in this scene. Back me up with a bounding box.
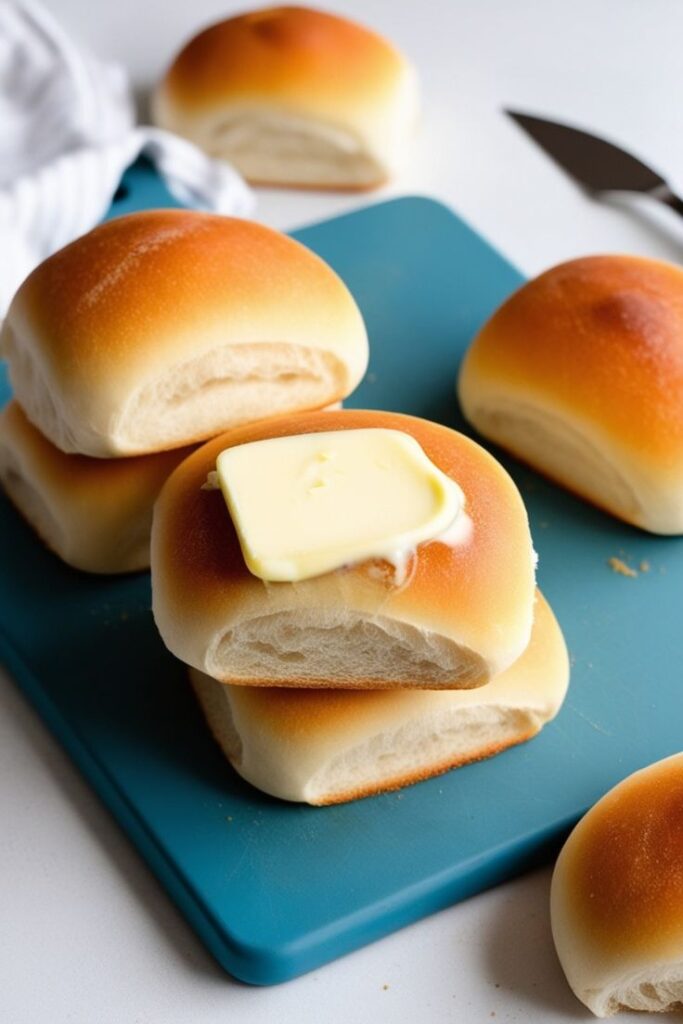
[213,428,465,583]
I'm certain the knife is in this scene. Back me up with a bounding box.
[506,111,683,219]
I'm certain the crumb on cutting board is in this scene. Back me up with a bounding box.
[608,556,638,578]
[639,560,650,573]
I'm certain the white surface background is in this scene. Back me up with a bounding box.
[2,1,683,1021]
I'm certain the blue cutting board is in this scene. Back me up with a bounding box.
[2,162,682,985]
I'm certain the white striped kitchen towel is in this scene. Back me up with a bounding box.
[0,0,255,316]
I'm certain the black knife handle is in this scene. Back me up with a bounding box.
[664,192,683,218]
[651,183,683,219]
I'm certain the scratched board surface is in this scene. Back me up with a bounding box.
[1,161,681,984]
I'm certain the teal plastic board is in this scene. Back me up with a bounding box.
[1,161,681,984]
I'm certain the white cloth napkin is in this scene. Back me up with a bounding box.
[0,0,255,315]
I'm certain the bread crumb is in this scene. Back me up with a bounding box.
[639,560,650,572]
[382,984,389,991]
[608,556,637,578]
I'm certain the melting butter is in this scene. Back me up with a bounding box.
[211,428,468,583]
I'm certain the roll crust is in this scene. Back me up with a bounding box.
[1,210,368,457]
[151,409,537,689]
[190,590,569,804]
[0,401,195,573]
[458,255,683,534]
[152,6,418,189]
[551,753,683,1017]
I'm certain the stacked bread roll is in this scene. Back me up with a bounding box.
[0,202,569,807]
[151,407,570,805]
[0,209,368,573]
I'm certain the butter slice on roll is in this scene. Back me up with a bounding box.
[190,590,567,804]
[151,409,536,690]
[458,255,683,534]
[152,6,418,190]
[211,427,467,582]
[0,401,194,574]
[551,754,683,1017]
[0,210,368,457]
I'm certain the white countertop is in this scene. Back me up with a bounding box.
[3,1,683,1020]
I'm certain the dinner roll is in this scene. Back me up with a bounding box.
[0,401,195,574]
[0,210,368,457]
[152,6,418,190]
[190,590,568,804]
[551,753,683,1017]
[151,409,537,689]
[458,255,683,534]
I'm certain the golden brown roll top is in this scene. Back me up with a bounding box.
[152,6,418,189]
[458,255,683,534]
[190,589,569,804]
[0,210,368,457]
[151,408,537,689]
[0,401,195,573]
[551,753,683,1017]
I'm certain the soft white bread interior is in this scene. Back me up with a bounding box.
[551,753,683,1017]
[190,590,568,804]
[152,6,418,190]
[0,401,195,573]
[458,255,683,534]
[0,210,368,457]
[151,409,537,690]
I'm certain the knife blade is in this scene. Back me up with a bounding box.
[506,111,683,218]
